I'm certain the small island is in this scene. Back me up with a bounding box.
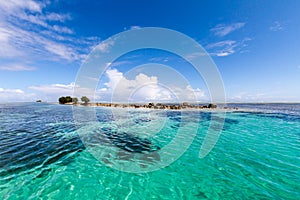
[58,96,238,110]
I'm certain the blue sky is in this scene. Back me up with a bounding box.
[0,0,300,102]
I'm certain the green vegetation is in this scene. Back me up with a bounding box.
[72,97,78,104]
[58,96,89,105]
[81,96,90,104]
[58,96,73,104]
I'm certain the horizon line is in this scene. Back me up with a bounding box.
[1,101,300,104]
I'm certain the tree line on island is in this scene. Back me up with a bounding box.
[58,96,239,110]
[58,96,90,105]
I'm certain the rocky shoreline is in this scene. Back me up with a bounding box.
[69,102,238,110]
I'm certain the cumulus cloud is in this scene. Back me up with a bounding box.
[0,69,206,103]
[96,69,206,102]
[211,23,245,37]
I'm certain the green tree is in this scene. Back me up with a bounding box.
[65,96,72,103]
[72,97,78,104]
[59,96,67,104]
[81,96,90,104]
[59,96,74,104]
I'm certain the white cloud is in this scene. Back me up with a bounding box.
[28,82,100,102]
[0,25,24,57]
[43,41,79,61]
[211,23,245,37]
[96,69,206,102]
[206,38,251,57]
[95,40,115,53]
[109,61,133,67]
[0,23,80,61]
[270,21,283,31]
[0,0,100,62]
[206,40,236,48]
[129,26,142,30]
[0,87,36,102]
[123,25,142,31]
[29,82,76,96]
[0,0,43,14]
[0,88,24,94]
[0,63,36,71]
[44,13,72,22]
[27,82,81,102]
[206,40,236,57]
[52,25,73,34]
[104,69,125,89]
[16,12,48,27]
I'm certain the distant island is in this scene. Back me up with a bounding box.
[58,96,238,110]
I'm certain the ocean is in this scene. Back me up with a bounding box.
[0,103,299,199]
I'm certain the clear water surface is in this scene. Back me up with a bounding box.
[0,103,299,199]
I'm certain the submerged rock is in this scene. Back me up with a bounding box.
[99,128,160,153]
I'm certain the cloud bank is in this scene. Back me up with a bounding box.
[23,69,207,103]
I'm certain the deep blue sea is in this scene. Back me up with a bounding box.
[0,103,299,199]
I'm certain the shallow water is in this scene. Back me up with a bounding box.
[0,103,299,199]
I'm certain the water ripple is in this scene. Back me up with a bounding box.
[0,103,299,199]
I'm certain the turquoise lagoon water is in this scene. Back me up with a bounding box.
[0,103,299,199]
